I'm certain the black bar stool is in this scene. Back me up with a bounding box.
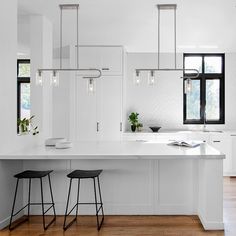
[9,170,56,231]
[63,169,104,231]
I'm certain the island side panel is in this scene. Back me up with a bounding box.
[198,158,224,230]
[70,159,155,214]
[156,159,198,215]
[21,159,199,216]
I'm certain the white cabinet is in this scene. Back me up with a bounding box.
[97,76,122,141]
[230,135,236,176]
[79,46,123,75]
[209,133,232,175]
[74,46,124,141]
[76,77,98,141]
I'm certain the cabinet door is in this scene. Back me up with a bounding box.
[231,136,236,175]
[78,46,123,75]
[78,46,100,69]
[75,77,98,141]
[210,134,232,175]
[97,76,122,141]
[100,47,123,75]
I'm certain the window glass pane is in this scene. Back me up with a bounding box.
[184,56,202,74]
[186,80,201,120]
[20,83,31,120]
[204,56,222,73]
[18,63,30,77]
[206,79,220,120]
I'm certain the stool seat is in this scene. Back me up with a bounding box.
[67,169,102,179]
[14,170,53,179]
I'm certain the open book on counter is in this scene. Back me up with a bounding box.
[168,140,203,148]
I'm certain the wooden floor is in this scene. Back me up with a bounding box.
[1,177,236,236]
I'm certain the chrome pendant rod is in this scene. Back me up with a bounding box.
[157,4,177,70]
[37,68,102,79]
[174,6,177,69]
[60,6,63,69]
[135,68,199,79]
[59,4,80,70]
[76,5,79,69]
[157,7,160,69]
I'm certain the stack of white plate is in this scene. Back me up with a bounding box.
[45,138,72,149]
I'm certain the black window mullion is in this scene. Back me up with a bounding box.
[183,53,225,125]
[17,59,30,133]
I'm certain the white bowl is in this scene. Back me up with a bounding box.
[45,138,67,146]
[55,141,73,149]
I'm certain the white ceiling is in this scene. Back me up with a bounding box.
[18,0,236,53]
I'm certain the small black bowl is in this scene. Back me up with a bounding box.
[149,126,161,132]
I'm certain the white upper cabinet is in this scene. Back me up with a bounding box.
[97,76,122,141]
[75,77,98,141]
[73,45,124,142]
[79,46,123,75]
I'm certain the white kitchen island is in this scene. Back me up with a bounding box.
[0,141,224,230]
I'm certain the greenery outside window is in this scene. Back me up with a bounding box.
[183,54,225,124]
[17,60,31,123]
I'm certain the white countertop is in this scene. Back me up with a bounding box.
[0,141,224,160]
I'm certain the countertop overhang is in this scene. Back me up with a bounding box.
[0,141,225,160]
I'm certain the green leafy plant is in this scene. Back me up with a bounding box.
[128,112,139,132]
[128,112,139,126]
[17,115,39,135]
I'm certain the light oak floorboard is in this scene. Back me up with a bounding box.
[1,177,236,236]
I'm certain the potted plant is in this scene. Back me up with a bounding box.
[137,123,143,132]
[17,115,39,135]
[128,112,139,132]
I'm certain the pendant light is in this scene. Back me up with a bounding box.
[133,71,141,85]
[87,78,96,93]
[148,70,157,85]
[134,4,199,88]
[36,4,101,91]
[185,78,192,93]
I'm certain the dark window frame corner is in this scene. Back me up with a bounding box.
[183,53,225,125]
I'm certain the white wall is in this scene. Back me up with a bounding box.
[0,0,23,229]
[125,52,236,131]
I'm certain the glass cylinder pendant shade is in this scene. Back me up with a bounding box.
[148,70,157,85]
[36,71,43,86]
[133,70,141,85]
[88,78,95,94]
[51,71,59,87]
[185,78,192,93]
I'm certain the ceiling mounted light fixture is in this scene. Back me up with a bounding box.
[36,4,101,90]
[134,4,199,90]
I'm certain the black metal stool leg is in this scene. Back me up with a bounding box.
[48,174,56,217]
[75,178,80,221]
[27,178,31,218]
[64,178,77,230]
[93,177,100,230]
[40,177,46,230]
[97,176,105,220]
[9,179,19,230]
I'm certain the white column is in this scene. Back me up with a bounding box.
[0,1,17,151]
[0,0,24,229]
[198,159,224,230]
[30,15,53,140]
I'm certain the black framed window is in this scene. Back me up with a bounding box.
[17,59,31,122]
[183,54,225,124]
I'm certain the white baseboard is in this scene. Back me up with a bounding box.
[0,212,24,230]
[198,213,224,230]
